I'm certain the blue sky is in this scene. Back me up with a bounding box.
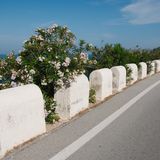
[0,0,160,54]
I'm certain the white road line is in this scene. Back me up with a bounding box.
[49,80,160,160]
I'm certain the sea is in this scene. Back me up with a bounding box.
[0,54,6,59]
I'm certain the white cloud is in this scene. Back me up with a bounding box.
[121,0,160,24]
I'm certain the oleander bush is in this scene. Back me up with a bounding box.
[0,24,94,123]
[0,53,25,89]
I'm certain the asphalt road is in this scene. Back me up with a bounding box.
[4,74,160,160]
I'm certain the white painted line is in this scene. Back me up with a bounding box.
[49,80,160,160]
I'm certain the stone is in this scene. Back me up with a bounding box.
[89,68,112,101]
[55,74,89,120]
[149,62,155,75]
[153,60,160,73]
[0,84,46,158]
[138,62,147,79]
[111,66,126,93]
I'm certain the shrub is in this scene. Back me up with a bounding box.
[89,88,96,104]
[146,61,153,74]
[0,24,89,123]
[90,44,129,69]
[20,25,90,123]
[125,65,133,83]
[0,53,25,89]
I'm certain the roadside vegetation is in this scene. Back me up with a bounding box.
[0,24,160,123]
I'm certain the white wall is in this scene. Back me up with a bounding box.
[55,74,89,120]
[138,62,147,79]
[0,84,46,158]
[111,66,126,93]
[126,64,138,85]
[89,68,112,101]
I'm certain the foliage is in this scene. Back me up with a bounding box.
[125,65,133,83]
[90,44,129,69]
[0,24,88,123]
[146,61,152,74]
[0,53,25,89]
[89,88,96,104]
[89,43,160,70]
[20,25,87,91]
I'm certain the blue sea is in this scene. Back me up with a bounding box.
[0,54,6,59]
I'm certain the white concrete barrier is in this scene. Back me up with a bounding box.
[126,63,138,85]
[153,60,160,73]
[55,74,89,120]
[148,62,155,75]
[0,84,46,158]
[138,62,147,80]
[89,68,112,101]
[111,66,126,93]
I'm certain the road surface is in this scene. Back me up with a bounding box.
[4,74,160,160]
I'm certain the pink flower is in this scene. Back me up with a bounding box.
[7,52,14,59]
[0,60,7,67]
[80,52,87,60]
[11,81,17,87]
[11,70,17,80]
[16,56,22,64]
[62,57,71,67]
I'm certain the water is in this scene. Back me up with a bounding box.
[0,54,6,59]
